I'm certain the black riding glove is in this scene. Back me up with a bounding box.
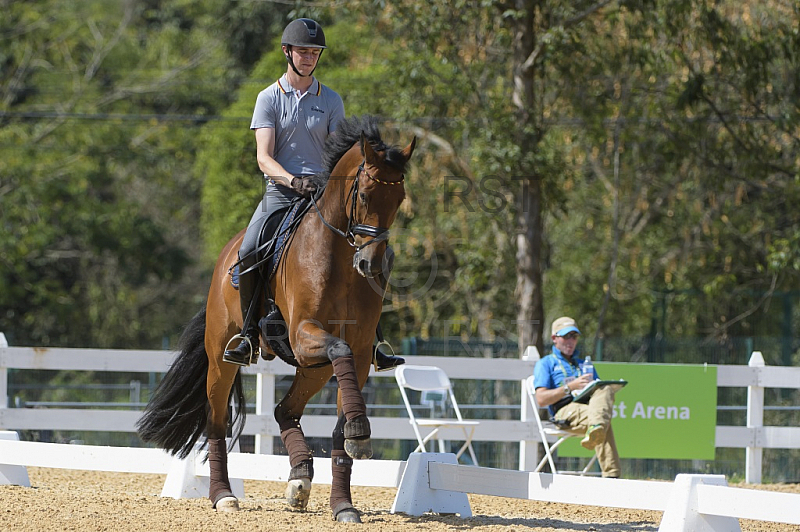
[291,176,317,199]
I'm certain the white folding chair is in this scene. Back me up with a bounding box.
[395,365,479,465]
[524,375,599,475]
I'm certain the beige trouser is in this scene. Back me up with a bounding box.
[554,385,621,477]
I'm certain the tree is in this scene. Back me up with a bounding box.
[0,0,248,347]
[197,14,520,352]
[541,0,800,362]
[6,0,797,362]
[346,1,625,355]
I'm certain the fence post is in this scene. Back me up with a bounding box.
[129,380,141,406]
[254,372,275,454]
[391,452,472,517]
[746,351,764,484]
[658,474,740,532]
[519,345,540,471]
[0,431,30,487]
[0,333,8,409]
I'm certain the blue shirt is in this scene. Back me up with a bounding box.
[533,348,599,416]
[250,74,345,177]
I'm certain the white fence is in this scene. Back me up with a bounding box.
[2,434,799,530]
[0,335,799,483]
[392,453,800,530]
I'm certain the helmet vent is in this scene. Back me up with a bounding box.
[304,20,318,37]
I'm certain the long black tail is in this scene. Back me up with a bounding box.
[136,307,246,458]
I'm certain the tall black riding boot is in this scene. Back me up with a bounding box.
[223,268,260,366]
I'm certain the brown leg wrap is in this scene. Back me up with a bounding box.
[280,426,313,467]
[344,414,371,439]
[289,459,314,481]
[329,449,354,514]
[207,438,234,507]
[331,356,367,421]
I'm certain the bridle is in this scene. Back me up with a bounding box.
[312,160,404,256]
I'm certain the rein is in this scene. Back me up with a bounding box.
[312,161,403,253]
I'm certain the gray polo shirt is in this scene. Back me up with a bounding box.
[250,74,345,177]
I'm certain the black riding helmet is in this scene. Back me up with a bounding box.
[282,18,326,77]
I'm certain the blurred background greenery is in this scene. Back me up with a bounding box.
[2,0,798,481]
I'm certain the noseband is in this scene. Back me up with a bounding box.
[313,160,404,257]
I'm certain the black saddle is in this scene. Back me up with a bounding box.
[230,199,308,290]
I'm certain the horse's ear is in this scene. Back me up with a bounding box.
[401,136,417,161]
[361,132,378,164]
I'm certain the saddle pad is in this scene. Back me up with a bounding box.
[267,200,305,277]
[229,200,306,291]
[230,263,241,290]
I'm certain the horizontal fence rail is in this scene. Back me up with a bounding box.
[1,342,799,483]
[2,433,799,530]
[393,453,800,529]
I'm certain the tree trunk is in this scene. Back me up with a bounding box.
[511,1,545,357]
[515,177,545,357]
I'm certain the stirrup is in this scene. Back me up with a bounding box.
[373,340,399,372]
[223,333,257,366]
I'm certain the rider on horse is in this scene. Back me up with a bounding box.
[223,18,405,373]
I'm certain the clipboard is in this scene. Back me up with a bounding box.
[572,379,628,404]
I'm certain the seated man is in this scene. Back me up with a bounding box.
[532,316,621,478]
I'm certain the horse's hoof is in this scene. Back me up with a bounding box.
[214,496,240,512]
[285,477,311,509]
[335,507,362,523]
[344,437,373,460]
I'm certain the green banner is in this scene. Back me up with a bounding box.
[557,362,717,460]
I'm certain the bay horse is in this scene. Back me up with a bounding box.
[137,115,415,522]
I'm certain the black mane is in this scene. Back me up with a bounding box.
[322,115,408,176]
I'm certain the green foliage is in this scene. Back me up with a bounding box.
[541,0,800,349]
[197,0,800,353]
[2,0,799,360]
[0,0,245,347]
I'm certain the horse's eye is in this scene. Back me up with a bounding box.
[359,192,368,205]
